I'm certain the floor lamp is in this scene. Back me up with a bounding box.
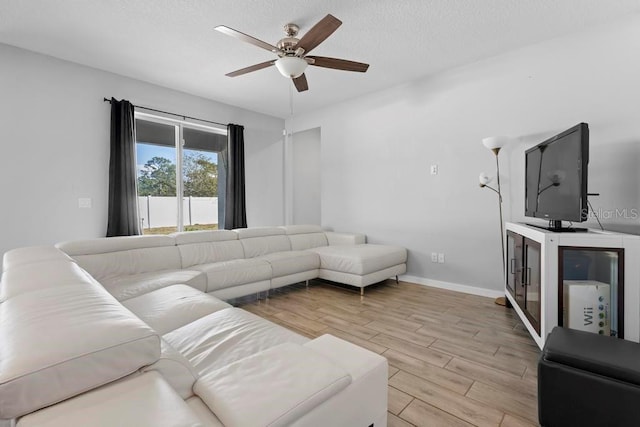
[479,136,509,306]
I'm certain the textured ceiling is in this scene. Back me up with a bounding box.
[1,0,639,118]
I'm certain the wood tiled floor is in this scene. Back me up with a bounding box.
[236,280,540,427]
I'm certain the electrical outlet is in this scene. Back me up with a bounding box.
[431,252,438,263]
[430,164,438,175]
[438,253,445,263]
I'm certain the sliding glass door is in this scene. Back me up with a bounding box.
[135,113,227,234]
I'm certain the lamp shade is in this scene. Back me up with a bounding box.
[482,136,509,151]
[479,172,492,186]
[275,56,308,78]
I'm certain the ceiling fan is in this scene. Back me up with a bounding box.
[214,14,369,92]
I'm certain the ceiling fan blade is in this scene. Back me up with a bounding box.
[215,25,280,53]
[225,60,276,77]
[293,74,309,92]
[296,14,342,54]
[307,56,369,72]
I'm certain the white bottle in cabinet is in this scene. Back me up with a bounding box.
[504,222,640,349]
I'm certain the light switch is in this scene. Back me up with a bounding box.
[78,198,92,209]
[430,164,438,175]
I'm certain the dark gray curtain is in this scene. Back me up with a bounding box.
[107,98,141,237]
[224,124,247,229]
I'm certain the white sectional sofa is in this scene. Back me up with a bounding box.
[0,225,406,426]
[56,225,407,299]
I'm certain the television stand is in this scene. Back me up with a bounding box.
[526,223,588,233]
[505,222,640,349]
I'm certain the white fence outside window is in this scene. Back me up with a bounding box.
[138,196,218,229]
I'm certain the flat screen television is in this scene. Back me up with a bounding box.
[524,123,589,231]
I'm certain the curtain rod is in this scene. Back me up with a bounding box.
[103,97,228,127]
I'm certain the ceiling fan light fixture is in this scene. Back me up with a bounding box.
[217,14,368,92]
[275,56,308,78]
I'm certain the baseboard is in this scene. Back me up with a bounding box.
[399,275,504,299]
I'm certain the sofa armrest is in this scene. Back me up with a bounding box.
[325,232,366,246]
[543,327,640,386]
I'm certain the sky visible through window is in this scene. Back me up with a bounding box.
[136,143,217,173]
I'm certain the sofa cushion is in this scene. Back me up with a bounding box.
[185,397,224,427]
[100,269,207,301]
[122,285,231,334]
[0,260,97,301]
[296,335,389,427]
[235,226,292,258]
[240,235,291,258]
[70,246,183,283]
[172,230,238,245]
[310,244,407,275]
[164,308,307,375]
[177,240,245,268]
[2,246,74,272]
[16,372,202,427]
[279,224,324,234]
[0,283,160,419]
[258,251,320,278]
[234,226,286,239]
[193,259,272,292]
[142,339,201,400]
[56,235,176,255]
[288,233,329,251]
[325,231,366,245]
[279,225,329,251]
[304,334,388,381]
[194,343,351,427]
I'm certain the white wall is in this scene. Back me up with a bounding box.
[288,15,640,294]
[291,128,321,225]
[0,43,284,259]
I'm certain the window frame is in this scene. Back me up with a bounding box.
[134,111,227,233]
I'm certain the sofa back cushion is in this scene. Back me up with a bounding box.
[56,236,181,282]
[174,230,244,268]
[280,225,329,251]
[0,259,97,302]
[0,282,160,419]
[57,235,175,255]
[2,245,74,273]
[236,227,291,258]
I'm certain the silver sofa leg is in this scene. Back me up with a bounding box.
[360,287,364,296]
[305,280,309,288]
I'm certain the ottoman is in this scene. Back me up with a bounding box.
[310,244,407,295]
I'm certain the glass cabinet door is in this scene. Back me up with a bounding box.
[524,238,541,335]
[506,231,520,299]
[506,231,542,337]
[560,247,624,338]
[514,238,526,313]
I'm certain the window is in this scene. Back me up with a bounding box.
[135,113,227,234]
